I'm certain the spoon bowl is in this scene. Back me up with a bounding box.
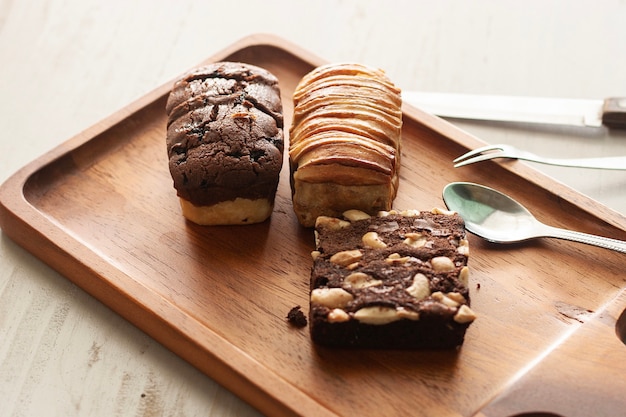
[442,182,626,253]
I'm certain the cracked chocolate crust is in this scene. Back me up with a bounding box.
[166,62,284,206]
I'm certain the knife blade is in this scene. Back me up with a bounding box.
[403,91,626,129]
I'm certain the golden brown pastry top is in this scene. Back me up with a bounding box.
[289,63,402,187]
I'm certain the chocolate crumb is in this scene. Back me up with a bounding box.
[287,305,307,328]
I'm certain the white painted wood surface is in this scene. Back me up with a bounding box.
[1,1,625,416]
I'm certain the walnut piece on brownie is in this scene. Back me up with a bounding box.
[165,62,284,225]
[309,208,476,349]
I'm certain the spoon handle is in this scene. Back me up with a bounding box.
[546,226,626,254]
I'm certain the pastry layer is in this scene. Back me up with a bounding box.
[289,63,402,227]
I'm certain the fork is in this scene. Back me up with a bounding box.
[454,143,626,170]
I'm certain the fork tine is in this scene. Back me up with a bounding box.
[452,144,504,163]
[453,151,505,168]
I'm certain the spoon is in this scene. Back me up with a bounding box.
[442,182,626,253]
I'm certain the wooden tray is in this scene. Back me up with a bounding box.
[2,34,626,417]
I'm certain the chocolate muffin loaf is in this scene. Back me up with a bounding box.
[289,63,402,227]
[309,209,476,349]
[166,62,284,225]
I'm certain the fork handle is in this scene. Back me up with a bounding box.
[545,225,626,253]
[523,155,626,170]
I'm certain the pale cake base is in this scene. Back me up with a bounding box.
[292,181,394,227]
[179,198,273,225]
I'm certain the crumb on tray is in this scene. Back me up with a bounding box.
[287,305,308,328]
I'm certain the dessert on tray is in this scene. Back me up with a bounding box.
[165,62,284,225]
[309,209,476,349]
[289,63,403,227]
[164,60,476,349]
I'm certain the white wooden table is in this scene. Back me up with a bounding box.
[1,1,625,416]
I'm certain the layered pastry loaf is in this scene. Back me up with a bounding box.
[289,63,403,227]
[166,62,284,225]
[309,209,476,349]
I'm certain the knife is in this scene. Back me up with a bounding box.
[403,91,626,129]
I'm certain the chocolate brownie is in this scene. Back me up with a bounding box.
[309,209,476,349]
[165,62,284,225]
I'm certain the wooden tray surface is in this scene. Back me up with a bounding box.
[2,34,626,417]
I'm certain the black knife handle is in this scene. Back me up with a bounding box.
[602,97,626,128]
